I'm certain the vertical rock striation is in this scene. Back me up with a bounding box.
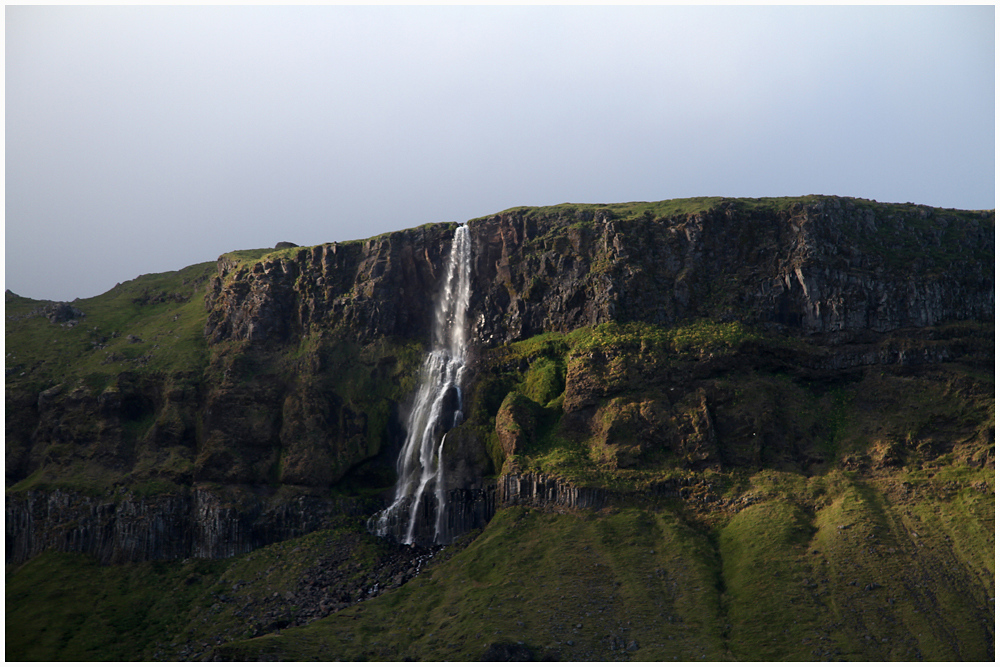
[5,486,372,565]
[464,198,993,345]
[497,471,608,510]
[203,224,458,344]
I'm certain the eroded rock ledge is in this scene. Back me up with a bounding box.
[5,472,687,564]
[5,485,372,565]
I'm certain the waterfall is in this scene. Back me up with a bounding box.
[371,224,472,545]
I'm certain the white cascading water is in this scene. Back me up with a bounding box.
[372,224,472,545]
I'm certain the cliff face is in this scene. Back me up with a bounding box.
[203,223,456,344]
[5,485,373,565]
[5,196,994,564]
[201,198,994,348]
[467,198,993,344]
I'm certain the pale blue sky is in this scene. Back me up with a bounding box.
[6,5,995,301]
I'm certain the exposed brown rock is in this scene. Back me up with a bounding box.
[495,392,539,458]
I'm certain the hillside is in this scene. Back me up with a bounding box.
[5,195,994,660]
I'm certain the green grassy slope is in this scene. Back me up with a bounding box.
[5,262,216,392]
[6,196,994,661]
[8,459,990,662]
[7,316,992,661]
[5,517,426,661]
[208,467,990,661]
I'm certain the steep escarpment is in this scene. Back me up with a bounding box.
[200,197,994,349]
[5,335,426,562]
[203,223,458,344]
[6,195,994,660]
[465,197,993,345]
[6,485,371,564]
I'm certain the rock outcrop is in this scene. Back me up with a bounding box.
[466,198,993,345]
[201,198,993,348]
[498,471,608,510]
[5,485,372,565]
[5,196,994,562]
[204,224,457,344]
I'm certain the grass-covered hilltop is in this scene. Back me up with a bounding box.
[6,195,995,661]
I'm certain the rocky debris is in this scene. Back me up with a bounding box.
[46,302,86,324]
[170,537,452,661]
[199,543,442,649]
[6,299,87,324]
[481,642,538,661]
[283,540,441,626]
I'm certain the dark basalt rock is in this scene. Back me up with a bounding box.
[202,198,992,348]
[498,471,607,511]
[5,196,994,562]
[204,225,456,344]
[46,302,86,324]
[5,485,375,565]
[466,200,992,345]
